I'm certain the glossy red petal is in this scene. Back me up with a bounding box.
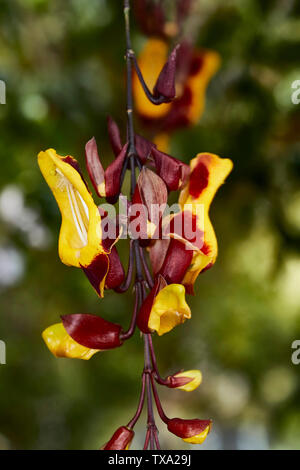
[168,375,194,388]
[149,239,170,275]
[167,418,212,439]
[80,253,109,297]
[105,143,128,198]
[159,239,193,284]
[105,246,125,290]
[62,313,123,350]
[103,426,134,450]
[85,137,105,197]
[107,116,123,157]
[151,147,190,192]
[135,134,154,164]
[153,45,179,101]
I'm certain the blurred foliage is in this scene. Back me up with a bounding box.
[0,0,300,450]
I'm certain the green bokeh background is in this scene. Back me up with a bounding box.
[0,0,300,450]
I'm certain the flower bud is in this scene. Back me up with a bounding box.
[167,418,212,444]
[168,370,202,392]
[61,314,123,350]
[153,45,179,102]
[102,426,134,450]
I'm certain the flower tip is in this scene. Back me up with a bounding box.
[170,369,202,392]
[167,418,212,445]
[153,44,179,102]
[102,426,134,450]
[42,323,99,360]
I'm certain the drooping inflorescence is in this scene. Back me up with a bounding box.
[38,0,232,450]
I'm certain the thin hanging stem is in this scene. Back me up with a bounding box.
[127,372,146,429]
[144,334,158,450]
[150,373,169,424]
[123,0,161,450]
[120,281,141,341]
[139,246,154,289]
[128,51,167,105]
[115,240,135,293]
[124,0,136,158]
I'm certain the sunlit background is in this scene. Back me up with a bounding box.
[0,0,300,450]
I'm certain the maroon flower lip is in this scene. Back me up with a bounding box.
[61,314,123,350]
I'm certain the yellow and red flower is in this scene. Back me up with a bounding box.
[167,418,212,444]
[137,275,191,336]
[42,322,100,360]
[149,152,233,294]
[42,314,124,359]
[133,39,220,151]
[38,148,124,297]
[167,370,202,392]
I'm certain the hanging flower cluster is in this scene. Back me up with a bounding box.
[38,0,232,450]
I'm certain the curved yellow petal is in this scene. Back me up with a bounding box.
[179,153,233,292]
[38,149,105,268]
[174,370,202,392]
[183,425,210,444]
[133,39,172,119]
[42,323,99,360]
[148,284,191,336]
[187,50,221,124]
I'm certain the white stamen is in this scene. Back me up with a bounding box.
[56,168,89,247]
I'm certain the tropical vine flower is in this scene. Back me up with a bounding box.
[38,0,232,450]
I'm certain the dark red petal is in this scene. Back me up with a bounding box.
[62,313,123,350]
[137,275,167,333]
[137,168,168,224]
[107,116,123,157]
[105,143,128,198]
[153,45,179,101]
[161,86,192,132]
[130,185,149,241]
[105,247,125,290]
[168,375,194,389]
[85,137,105,197]
[189,158,209,198]
[149,239,170,275]
[80,253,109,296]
[159,239,193,284]
[135,134,154,164]
[151,147,189,192]
[103,427,134,451]
[167,418,212,439]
